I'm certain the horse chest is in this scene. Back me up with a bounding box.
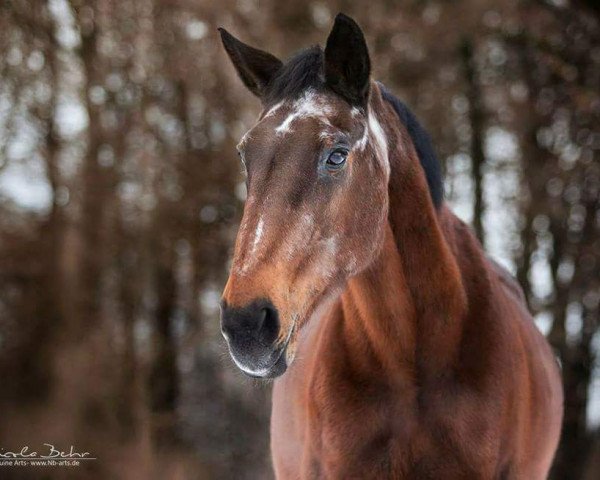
[270,307,504,479]
[272,372,503,480]
[272,379,408,479]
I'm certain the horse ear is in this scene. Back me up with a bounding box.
[218,28,283,99]
[324,14,371,107]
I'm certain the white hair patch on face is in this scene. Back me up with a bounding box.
[319,129,336,141]
[368,112,389,175]
[353,110,390,176]
[275,89,334,136]
[324,235,338,256]
[237,215,265,275]
[314,235,339,280]
[283,212,315,260]
[265,101,284,117]
[237,101,285,151]
[345,255,358,275]
[355,125,369,151]
[252,217,265,253]
[235,195,256,241]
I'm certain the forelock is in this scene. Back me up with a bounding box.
[264,46,325,105]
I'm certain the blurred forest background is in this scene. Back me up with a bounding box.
[0,0,598,478]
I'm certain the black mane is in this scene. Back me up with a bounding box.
[378,83,444,208]
[265,49,444,208]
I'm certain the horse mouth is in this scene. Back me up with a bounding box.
[232,317,297,379]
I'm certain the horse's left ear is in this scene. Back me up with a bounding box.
[218,28,283,99]
[324,14,371,107]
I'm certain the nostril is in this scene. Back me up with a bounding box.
[258,305,279,345]
[256,308,267,332]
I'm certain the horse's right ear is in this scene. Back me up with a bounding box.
[324,14,370,108]
[218,28,283,99]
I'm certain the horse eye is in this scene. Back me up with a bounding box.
[326,149,348,167]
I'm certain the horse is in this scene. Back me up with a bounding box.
[218,13,563,479]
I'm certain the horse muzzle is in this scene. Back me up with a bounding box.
[220,298,291,378]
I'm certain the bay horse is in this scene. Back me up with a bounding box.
[218,14,563,479]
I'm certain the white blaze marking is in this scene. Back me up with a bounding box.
[275,89,333,135]
[238,215,265,275]
[324,235,338,255]
[355,125,369,151]
[319,129,335,141]
[265,101,284,117]
[368,112,390,175]
[238,101,284,150]
[252,217,264,253]
[353,108,390,176]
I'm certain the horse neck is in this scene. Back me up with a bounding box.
[340,88,468,381]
